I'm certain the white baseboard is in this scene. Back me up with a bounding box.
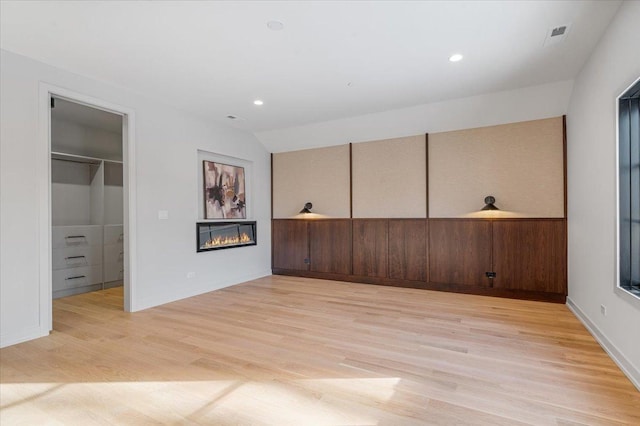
[566,297,640,391]
[133,269,273,312]
[0,325,49,349]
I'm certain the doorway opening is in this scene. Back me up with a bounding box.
[50,97,125,306]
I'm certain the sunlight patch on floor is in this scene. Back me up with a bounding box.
[0,377,402,424]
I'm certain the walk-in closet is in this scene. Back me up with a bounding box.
[51,98,125,299]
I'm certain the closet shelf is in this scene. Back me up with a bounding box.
[52,151,123,164]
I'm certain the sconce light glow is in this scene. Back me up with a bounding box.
[253,100,264,106]
[449,54,464,62]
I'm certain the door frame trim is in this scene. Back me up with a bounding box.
[38,82,138,333]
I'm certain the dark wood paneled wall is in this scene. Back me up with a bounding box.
[272,218,567,303]
[272,220,309,271]
[492,220,566,293]
[388,219,427,282]
[309,220,352,274]
[429,220,492,287]
[352,219,388,277]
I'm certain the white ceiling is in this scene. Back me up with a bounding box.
[0,1,622,133]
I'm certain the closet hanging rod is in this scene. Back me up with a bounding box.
[51,156,101,165]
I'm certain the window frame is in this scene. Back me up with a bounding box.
[616,75,640,303]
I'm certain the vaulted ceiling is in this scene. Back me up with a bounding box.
[0,1,622,133]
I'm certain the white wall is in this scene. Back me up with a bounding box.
[0,49,272,347]
[256,79,574,153]
[566,0,640,388]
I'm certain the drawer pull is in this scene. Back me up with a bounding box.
[65,275,86,281]
[65,255,86,260]
[65,235,86,239]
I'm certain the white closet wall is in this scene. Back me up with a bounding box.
[52,119,122,161]
[51,159,101,225]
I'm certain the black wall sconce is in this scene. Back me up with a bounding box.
[481,196,499,211]
[299,202,313,214]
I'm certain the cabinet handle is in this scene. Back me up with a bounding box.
[65,275,86,280]
[65,255,86,260]
[66,235,86,239]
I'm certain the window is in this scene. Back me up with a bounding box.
[619,78,640,298]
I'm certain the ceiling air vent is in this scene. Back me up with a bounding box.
[544,23,571,47]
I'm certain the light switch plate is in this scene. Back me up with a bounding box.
[158,210,169,220]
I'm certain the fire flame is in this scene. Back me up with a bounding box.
[203,232,252,248]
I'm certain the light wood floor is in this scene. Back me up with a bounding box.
[1,276,638,425]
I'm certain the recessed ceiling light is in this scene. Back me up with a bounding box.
[253,100,264,106]
[267,21,284,31]
[449,54,464,62]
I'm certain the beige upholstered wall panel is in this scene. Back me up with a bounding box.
[429,117,564,218]
[273,145,350,218]
[352,135,426,218]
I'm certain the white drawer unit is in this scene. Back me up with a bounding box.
[103,262,125,283]
[52,245,102,270]
[52,225,103,249]
[51,224,125,298]
[52,264,103,292]
[103,243,124,265]
[104,225,124,245]
[103,225,124,286]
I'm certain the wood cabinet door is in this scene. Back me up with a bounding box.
[388,219,427,281]
[309,220,352,275]
[272,220,309,271]
[492,220,566,293]
[429,220,492,286]
[352,219,388,278]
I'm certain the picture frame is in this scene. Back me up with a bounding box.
[203,160,246,219]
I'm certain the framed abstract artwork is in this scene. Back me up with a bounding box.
[203,160,246,219]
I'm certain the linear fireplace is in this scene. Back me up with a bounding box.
[196,221,257,252]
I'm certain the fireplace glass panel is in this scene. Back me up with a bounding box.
[197,221,257,252]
